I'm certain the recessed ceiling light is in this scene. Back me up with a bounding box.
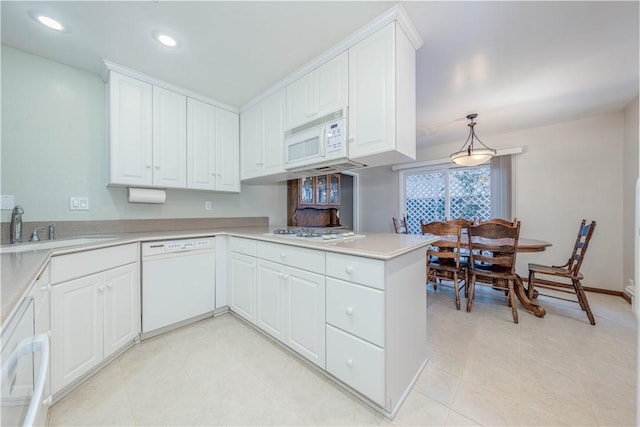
[37,15,64,31]
[157,33,177,48]
[29,10,69,32]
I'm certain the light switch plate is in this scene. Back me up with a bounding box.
[1,195,15,210]
[205,201,212,211]
[70,196,89,210]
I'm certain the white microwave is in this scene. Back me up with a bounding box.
[284,109,350,171]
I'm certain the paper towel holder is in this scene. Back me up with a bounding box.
[128,187,167,204]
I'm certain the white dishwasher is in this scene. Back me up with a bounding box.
[142,237,215,337]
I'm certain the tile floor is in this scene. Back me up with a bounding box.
[49,286,637,426]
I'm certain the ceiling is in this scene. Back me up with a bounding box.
[2,1,638,148]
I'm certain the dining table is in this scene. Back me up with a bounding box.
[433,234,552,317]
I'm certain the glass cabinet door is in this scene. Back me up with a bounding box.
[299,176,314,205]
[329,174,340,205]
[316,175,328,205]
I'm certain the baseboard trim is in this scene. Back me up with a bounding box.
[522,277,630,303]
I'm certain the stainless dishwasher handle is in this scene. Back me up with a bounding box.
[1,333,50,427]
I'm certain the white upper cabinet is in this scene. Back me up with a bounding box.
[240,102,262,180]
[286,51,348,129]
[240,89,286,181]
[107,72,153,186]
[152,86,187,188]
[348,22,417,166]
[105,65,240,192]
[187,98,217,190]
[187,99,240,192]
[215,108,240,192]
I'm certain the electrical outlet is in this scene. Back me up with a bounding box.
[0,195,15,210]
[70,197,89,210]
[205,201,213,211]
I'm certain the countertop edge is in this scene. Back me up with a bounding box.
[2,228,436,328]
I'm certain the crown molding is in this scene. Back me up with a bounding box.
[101,59,239,113]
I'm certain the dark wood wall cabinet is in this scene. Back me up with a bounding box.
[288,174,341,227]
[299,174,340,207]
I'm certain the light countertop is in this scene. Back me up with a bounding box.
[1,226,437,328]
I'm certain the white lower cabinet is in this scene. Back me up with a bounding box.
[256,258,327,366]
[50,244,139,395]
[229,237,426,416]
[229,238,258,324]
[326,324,385,406]
[283,267,325,368]
[51,263,138,394]
[253,242,326,368]
[256,259,285,341]
[326,277,384,347]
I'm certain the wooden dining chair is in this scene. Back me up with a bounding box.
[467,220,521,323]
[421,221,467,310]
[527,220,597,325]
[446,218,475,229]
[480,217,518,227]
[392,216,408,234]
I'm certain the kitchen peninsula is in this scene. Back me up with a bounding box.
[1,225,437,418]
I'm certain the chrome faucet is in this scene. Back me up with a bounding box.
[10,205,24,244]
[29,227,44,242]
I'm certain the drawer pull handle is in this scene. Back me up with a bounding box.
[107,283,113,289]
[346,358,354,368]
[345,266,354,274]
[346,307,354,316]
[98,286,105,293]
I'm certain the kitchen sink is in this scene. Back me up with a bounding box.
[0,237,119,254]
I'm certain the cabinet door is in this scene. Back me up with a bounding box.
[152,86,187,188]
[240,103,262,180]
[286,72,314,129]
[315,51,349,117]
[51,273,104,394]
[215,108,240,192]
[229,252,257,323]
[256,259,285,342]
[187,98,216,190]
[103,263,139,359]
[348,23,395,158]
[108,72,153,186]
[299,176,315,205]
[261,89,286,175]
[285,267,325,368]
[315,175,328,205]
[329,173,341,206]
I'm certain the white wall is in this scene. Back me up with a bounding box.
[0,46,287,224]
[361,113,625,291]
[623,96,639,294]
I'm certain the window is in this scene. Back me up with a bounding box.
[402,164,495,234]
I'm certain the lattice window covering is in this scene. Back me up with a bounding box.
[405,171,445,234]
[404,166,491,234]
[450,167,491,222]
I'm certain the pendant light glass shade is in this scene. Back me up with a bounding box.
[450,113,496,166]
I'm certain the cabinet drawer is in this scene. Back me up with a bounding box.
[326,325,385,406]
[326,253,384,290]
[326,278,384,347]
[257,241,325,274]
[51,243,138,284]
[229,237,257,256]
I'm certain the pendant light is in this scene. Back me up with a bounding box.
[450,113,496,166]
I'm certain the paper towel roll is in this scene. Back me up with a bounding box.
[128,187,166,204]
